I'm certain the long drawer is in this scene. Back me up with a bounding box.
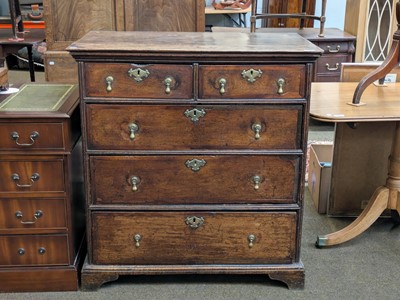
[0,234,69,266]
[85,104,302,150]
[0,198,66,229]
[91,211,297,265]
[0,159,65,194]
[90,155,300,205]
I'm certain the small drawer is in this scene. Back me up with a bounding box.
[0,159,65,194]
[313,41,352,54]
[91,211,297,265]
[0,234,69,266]
[83,63,193,99]
[86,104,302,151]
[316,55,350,75]
[0,123,65,150]
[0,198,66,229]
[90,155,300,205]
[199,64,306,99]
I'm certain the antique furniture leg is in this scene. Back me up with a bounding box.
[316,2,400,247]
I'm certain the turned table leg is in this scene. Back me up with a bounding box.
[316,122,400,247]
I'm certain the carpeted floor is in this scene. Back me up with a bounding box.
[2,71,399,299]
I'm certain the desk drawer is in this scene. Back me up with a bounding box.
[0,198,66,229]
[83,63,193,99]
[90,155,299,205]
[91,211,297,265]
[199,64,306,99]
[0,159,65,193]
[0,234,69,266]
[86,104,302,150]
[0,123,65,150]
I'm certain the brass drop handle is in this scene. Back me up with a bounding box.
[105,76,114,92]
[163,76,175,94]
[134,234,142,248]
[17,248,25,255]
[277,78,285,95]
[130,176,141,192]
[11,131,39,147]
[128,123,139,140]
[251,123,262,140]
[218,78,227,94]
[38,247,46,255]
[15,210,43,224]
[248,234,256,248]
[252,175,263,190]
[11,173,40,188]
[327,45,340,53]
[325,63,339,71]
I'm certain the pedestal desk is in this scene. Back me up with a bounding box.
[68,31,322,289]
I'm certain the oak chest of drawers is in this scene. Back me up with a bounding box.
[69,31,322,290]
[0,84,85,292]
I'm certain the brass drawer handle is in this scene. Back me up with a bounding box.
[130,176,141,192]
[38,247,46,255]
[163,76,175,94]
[15,210,43,224]
[11,172,40,188]
[185,159,206,172]
[327,45,341,53]
[128,123,139,140]
[128,67,150,83]
[184,108,206,123]
[252,175,263,190]
[241,68,262,83]
[277,78,285,95]
[105,76,114,92]
[134,234,142,248]
[218,78,227,94]
[325,63,339,71]
[185,216,204,229]
[10,131,39,147]
[17,248,25,255]
[251,123,262,140]
[248,234,256,248]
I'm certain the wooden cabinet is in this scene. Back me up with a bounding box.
[68,30,322,290]
[0,84,84,292]
[43,0,205,83]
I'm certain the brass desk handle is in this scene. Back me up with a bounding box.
[252,175,263,190]
[325,63,339,71]
[277,78,285,95]
[134,234,142,248]
[327,45,341,53]
[11,131,39,147]
[128,123,139,140]
[163,76,175,94]
[15,210,43,224]
[251,123,262,140]
[11,173,40,188]
[218,78,227,95]
[17,248,25,255]
[248,234,256,248]
[105,76,114,92]
[38,247,46,255]
[130,176,141,192]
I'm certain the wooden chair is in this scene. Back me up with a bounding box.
[250,0,327,36]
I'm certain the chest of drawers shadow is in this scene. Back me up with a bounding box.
[0,84,84,292]
[68,31,322,290]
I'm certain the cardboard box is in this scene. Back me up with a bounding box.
[307,144,333,214]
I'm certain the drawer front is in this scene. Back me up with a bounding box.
[316,55,350,75]
[0,123,64,150]
[0,159,65,193]
[84,63,193,99]
[0,235,69,266]
[199,65,306,99]
[91,211,297,265]
[86,104,302,150]
[90,155,300,205]
[314,41,352,54]
[0,198,66,229]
